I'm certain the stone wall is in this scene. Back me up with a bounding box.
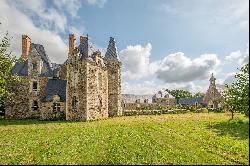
[86,60,108,121]
[40,95,66,120]
[5,76,49,119]
[106,60,123,116]
[66,56,87,121]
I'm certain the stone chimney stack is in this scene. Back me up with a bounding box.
[21,35,31,59]
[69,34,76,55]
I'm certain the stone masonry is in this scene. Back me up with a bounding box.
[5,34,123,121]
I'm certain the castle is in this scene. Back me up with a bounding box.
[5,34,122,121]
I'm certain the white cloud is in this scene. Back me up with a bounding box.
[9,0,67,32]
[154,52,220,83]
[69,26,86,38]
[119,43,152,80]
[238,43,249,66]
[223,72,236,85]
[86,0,106,8]
[54,0,82,17]
[160,0,249,31]
[122,80,205,95]
[225,50,241,62]
[0,0,68,64]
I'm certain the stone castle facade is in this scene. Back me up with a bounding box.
[5,34,122,121]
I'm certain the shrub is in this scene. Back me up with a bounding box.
[196,108,209,113]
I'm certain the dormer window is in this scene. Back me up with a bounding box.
[32,81,38,91]
[32,63,37,71]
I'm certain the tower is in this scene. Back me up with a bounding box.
[204,73,222,109]
[104,37,123,116]
[66,34,87,121]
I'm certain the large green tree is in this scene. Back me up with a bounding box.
[223,63,249,118]
[165,89,193,104]
[193,92,206,97]
[0,31,21,114]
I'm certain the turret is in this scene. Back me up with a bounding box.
[105,37,122,116]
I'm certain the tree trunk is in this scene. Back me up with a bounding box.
[231,110,234,119]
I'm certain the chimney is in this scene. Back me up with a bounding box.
[69,34,76,55]
[21,35,31,59]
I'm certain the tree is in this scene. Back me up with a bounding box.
[193,92,206,97]
[0,31,21,115]
[165,89,192,104]
[223,63,249,119]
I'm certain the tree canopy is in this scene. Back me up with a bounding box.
[223,63,249,117]
[165,89,193,103]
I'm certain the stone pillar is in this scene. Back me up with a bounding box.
[21,35,31,59]
[106,60,123,116]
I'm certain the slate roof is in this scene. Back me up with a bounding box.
[43,79,67,102]
[10,43,58,77]
[10,60,29,76]
[105,37,118,60]
[78,36,96,60]
[178,96,204,105]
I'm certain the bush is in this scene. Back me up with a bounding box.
[196,108,209,113]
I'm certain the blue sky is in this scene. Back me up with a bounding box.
[0,0,249,94]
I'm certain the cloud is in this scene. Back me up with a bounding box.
[154,52,220,83]
[225,50,241,62]
[160,0,249,31]
[119,43,152,80]
[223,72,236,85]
[0,0,67,64]
[69,26,86,38]
[238,43,249,66]
[54,0,82,17]
[9,0,67,32]
[122,80,205,95]
[86,0,106,8]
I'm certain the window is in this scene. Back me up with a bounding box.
[97,73,102,90]
[72,96,77,110]
[53,102,60,112]
[32,100,38,111]
[97,96,102,111]
[32,81,38,91]
[32,63,37,71]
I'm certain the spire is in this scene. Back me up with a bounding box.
[209,73,216,87]
[105,37,118,60]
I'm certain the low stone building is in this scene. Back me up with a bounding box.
[152,91,176,107]
[5,34,122,121]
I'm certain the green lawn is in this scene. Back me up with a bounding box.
[0,113,249,165]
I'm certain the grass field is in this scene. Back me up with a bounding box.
[0,113,249,165]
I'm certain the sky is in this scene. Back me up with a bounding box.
[0,0,249,95]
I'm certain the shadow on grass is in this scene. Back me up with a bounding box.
[0,117,82,126]
[206,118,249,140]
